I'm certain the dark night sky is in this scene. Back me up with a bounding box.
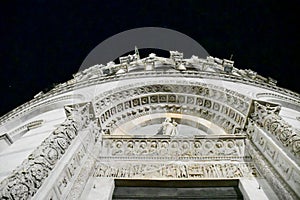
[1,0,299,116]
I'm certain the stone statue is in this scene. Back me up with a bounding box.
[157,118,179,136]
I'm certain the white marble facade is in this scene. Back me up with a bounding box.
[0,51,299,199]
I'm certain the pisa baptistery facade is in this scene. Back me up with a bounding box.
[0,49,299,199]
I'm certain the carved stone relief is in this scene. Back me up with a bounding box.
[93,161,258,179]
[0,102,93,200]
[95,84,250,116]
[250,101,300,157]
[246,117,300,198]
[96,84,248,135]
[100,137,246,158]
[246,140,298,200]
[157,118,178,136]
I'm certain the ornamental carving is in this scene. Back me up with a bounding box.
[93,162,258,179]
[95,84,250,116]
[101,136,246,158]
[0,102,93,200]
[246,140,298,200]
[250,101,300,156]
[100,101,243,135]
[96,84,248,135]
[157,118,178,136]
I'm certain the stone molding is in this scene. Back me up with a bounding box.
[94,82,251,114]
[64,142,101,200]
[246,140,298,200]
[101,102,244,135]
[93,161,258,179]
[0,94,84,127]
[101,136,247,159]
[0,120,44,144]
[1,69,299,128]
[246,100,300,198]
[0,102,92,200]
[250,101,300,157]
[256,93,300,106]
[95,83,250,135]
[44,121,100,200]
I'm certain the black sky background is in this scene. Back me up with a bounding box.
[0,0,299,116]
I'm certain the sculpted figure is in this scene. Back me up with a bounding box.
[170,119,179,136]
[157,118,179,136]
[159,141,169,155]
[138,142,148,155]
[149,141,158,155]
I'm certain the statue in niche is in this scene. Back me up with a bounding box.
[157,117,179,136]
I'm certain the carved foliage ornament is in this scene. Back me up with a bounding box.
[251,101,300,156]
[0,103,92,200]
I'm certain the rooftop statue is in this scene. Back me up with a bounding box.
[69,48,277,87]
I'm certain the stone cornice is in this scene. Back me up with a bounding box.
[0,94,84,128]
[0,70,299,127]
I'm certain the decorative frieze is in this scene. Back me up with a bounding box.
[250,101,300,157]
[246,119,300,198]
[93,161,258,179]
[0,102,93,200]
[100,101,244,135]
[75,51,274,88]
[100,136,246,159]
[95,83,249,135]
[95,84,250,116]
[246,140,298,200]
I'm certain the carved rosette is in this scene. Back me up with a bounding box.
[250,101,300,156]
[0,102,93,200]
